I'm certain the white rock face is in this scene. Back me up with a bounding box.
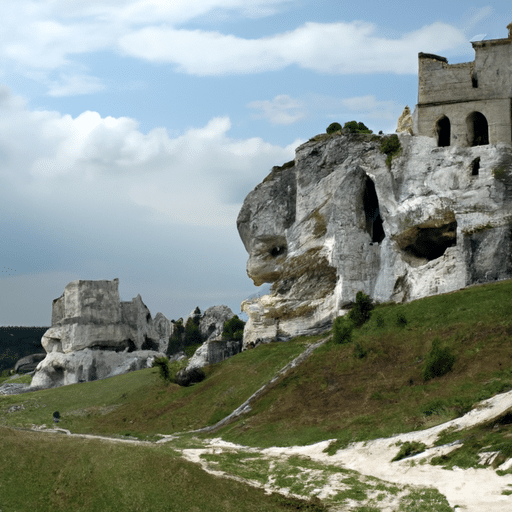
[32,278,172,388]
[237,133,512,347]
[187,339,243,370]
[30,349,163,389]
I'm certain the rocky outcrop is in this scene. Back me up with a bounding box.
[31,279,171,388]
[237,132,512,347]
[30,349,161,389]
[185,305,243,369]
[14,353,46,374]
[187,339,243,369]
[197,305,237,342]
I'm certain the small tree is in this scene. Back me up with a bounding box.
[326,122,342,134]
[423,338,455,381]
[348,291,374,327]
[222,315,245,341]
[343,121,373,134]
[184,315,202,346]
[153,356,171,383]
[332,316,354,344]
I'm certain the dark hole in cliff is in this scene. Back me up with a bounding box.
[141,336,159,351]
[467,111,489,146]
[471,157,480,176]
[363,177,385,243]
[436,116,451,147]
[270,246,286,257]
[126,339,136,352]
[397,219,457,262]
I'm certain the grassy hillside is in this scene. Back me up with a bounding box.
[0,427,325,512]
[2,279,512,510]
[2,279,512,445]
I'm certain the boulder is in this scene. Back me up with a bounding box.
[14,353,46,374]
[238,133,512,347]
[187,338,243,369]
[175,366,206,387]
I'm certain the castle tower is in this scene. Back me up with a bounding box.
[415,22,512,147]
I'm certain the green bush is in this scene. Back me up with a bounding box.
[153,357,171,383]
[332,316,354,344]
[422,338,455,381]
[380,134,401,166]
[222,315,246,341]
[348,291,374,327]
[392,441,426,462]
[396,313,407,327]
[343,120,372,134]
[184,315,202,346]
[326,122,342,134]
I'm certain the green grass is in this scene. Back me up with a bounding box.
[0,427,315,512]
[0,338,307,438]
[215,279,512,448]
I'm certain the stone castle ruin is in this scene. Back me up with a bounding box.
[415,22,512,148]
[238,22,512,347]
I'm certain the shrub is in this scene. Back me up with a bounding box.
[396,313,408,327]
[326,122,342,134]
[348,291,374,327]
[184,316,202,346]
[343,121,373,134]
[380,134,401,167]
[332,316,354,344]
[422,338,455,381]
[222,315,246,341]
[353,341,367,359]
[391,441,426,462]
[153,357,171,383]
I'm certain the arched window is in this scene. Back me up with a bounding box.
[436,116,451,147]
[466,111,489,146]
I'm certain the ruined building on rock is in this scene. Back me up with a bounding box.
[237,22,512,348]
[415,22,512,147]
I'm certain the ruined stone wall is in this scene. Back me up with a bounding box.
[416,29,512,146]
[56,279,122,325]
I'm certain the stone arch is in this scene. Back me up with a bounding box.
[436,116,451,147]
[466,111,489,146]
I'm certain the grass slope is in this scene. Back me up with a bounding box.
[0,427,320,512]
[1,337,309,438]
[2,279,512,510]
[218,279,512,448]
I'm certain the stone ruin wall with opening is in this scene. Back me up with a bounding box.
[415,24,512,147]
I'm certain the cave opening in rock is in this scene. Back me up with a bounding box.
[363,176,385,243]
[396,216,457,263]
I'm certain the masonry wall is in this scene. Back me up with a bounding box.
[416,34,512,146]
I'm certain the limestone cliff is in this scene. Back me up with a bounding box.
[237,132,512,347]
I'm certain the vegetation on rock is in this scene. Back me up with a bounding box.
[326,122,342,134]
[343,120,373,134]
[380,134,401,167]
[222,315,245,341]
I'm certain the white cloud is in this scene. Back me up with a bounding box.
[119,21,468,75]
[248,94,306,125]
[0,3,470,94]
[47,74,106,97]
[0,87,297,227]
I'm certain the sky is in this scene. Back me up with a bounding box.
[1,1,511,326]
